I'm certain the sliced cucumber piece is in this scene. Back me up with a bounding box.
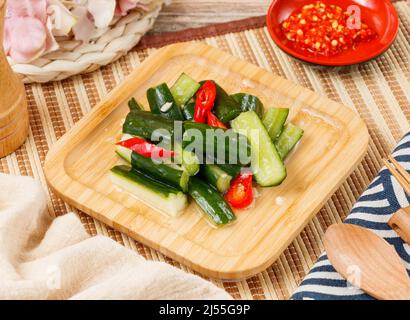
[182,101,195,121]
[211,81,242,123]
[110,166,188,217]
[216,163,242,178]
[117,135,199,178]
[123,110,175,145]
[130,152,189,192]
[128,98,143,111]
[115,139,189,192]
[201,165,232,193]
[170,73,200,106]
[116,147,191,191]
[173,143,200,176]
[183,121,251,166]
[147,83,184,120]
[262,108,289,140]
[276,123,304,160]
[189,177,236,226]
[231,93,264,118]
[231,111,287,187]
[116,145,132,163]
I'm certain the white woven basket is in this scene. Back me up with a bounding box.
[9,1,164,83]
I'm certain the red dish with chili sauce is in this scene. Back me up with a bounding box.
[281,2,377,57]
[266,0,399,66]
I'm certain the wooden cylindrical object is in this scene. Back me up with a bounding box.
[0,0,29,158]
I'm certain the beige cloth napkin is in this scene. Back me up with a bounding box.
[0,173,232,300]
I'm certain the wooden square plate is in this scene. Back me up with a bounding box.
[44,42,369,279]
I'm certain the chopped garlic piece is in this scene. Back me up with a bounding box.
[160,102,173,113]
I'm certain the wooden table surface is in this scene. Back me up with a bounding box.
[151,0,271,33]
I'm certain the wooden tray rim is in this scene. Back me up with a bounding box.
[44,42,369,279]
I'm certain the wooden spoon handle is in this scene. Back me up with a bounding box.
[389,206,410,245]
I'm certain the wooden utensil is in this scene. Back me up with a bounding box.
[384,155,410,195]
[324,224,410,300]
[0,0,29,158]
[383,155,410,245]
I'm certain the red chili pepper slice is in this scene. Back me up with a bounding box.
[194,80,217,123]
[225,171,254,209]
[117,138,174,158]
[207,112,227,129]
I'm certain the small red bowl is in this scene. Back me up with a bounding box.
[266,0,399,66]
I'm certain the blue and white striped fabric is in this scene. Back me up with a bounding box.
[292,132,410,300]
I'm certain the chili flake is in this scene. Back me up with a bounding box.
[281,1,377,57]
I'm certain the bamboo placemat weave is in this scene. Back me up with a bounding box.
[1,1,409,300]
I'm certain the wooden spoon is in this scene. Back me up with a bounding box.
[324,224,410,300]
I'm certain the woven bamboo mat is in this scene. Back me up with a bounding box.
[1,1,409,300]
